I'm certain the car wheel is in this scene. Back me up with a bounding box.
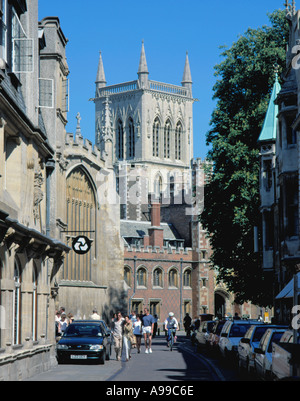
[106,345,110,360]
[99,350,105,365]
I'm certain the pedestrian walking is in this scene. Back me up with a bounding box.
[90,309,101,320]
[142,308,155,353]
[123,316,134,361]
[133,315,143,353]
[60,312,68,334]
[112,311,124,361]
[183,313,192,337]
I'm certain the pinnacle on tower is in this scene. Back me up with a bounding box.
[95,51,106,90]
[182,51,192,95]
[138,40,149,88]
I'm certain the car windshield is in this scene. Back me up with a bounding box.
[63,324,103,337]
[215,322,225,335]
[267,332,285,353]
[252,326,269,342]
[229,324,251,337]
[207,322,216,332]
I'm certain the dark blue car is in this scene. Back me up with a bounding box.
[56,321,112,364]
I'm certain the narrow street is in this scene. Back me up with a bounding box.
[25,332,239,382]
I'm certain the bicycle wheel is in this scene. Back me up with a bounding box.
[170,332,174,351]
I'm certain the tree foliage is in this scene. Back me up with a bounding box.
[201,10,289,306]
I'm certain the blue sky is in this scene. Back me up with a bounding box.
[38,0,286,160]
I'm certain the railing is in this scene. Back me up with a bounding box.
[96,80,189,97]
[97,81,138,97]
[149,80,189,96]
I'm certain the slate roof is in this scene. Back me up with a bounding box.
[120,219,183,240]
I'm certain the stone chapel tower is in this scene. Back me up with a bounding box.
[93,42,195,221]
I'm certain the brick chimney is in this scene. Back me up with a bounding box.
[148,202,163,248]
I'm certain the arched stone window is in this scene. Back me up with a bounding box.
[137,267,147,287]
[65,167,96,281]
[124,266,131,287]
[168,268,178,288]
[153,267,163,288]
[117,119,124,160]
[14,257,22,345]
[152,117,160,157]
[127,118,135,158]
[164,119,171,158]
[175,121,182,160]
[183,268,192,287]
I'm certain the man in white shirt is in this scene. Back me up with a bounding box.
[164,312,178,346]
[90,309,101,320]
[112,311,125,361]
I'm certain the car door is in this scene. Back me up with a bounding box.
[255,330,271,377]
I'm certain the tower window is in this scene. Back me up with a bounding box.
[175,122,182,160]
[117,119,124,160]
[153,118,160,157]
[164,120,171,158]
[128,118,135,158]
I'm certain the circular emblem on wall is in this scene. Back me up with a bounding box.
[72,236,91,254]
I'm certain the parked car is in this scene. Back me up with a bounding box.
[207,320,226,354]
[56,321,112,364]
[253,328,287,380]
[195,320,216,351]
[238,325,287,374]
[219,320,264,360]
[272,330,300,381]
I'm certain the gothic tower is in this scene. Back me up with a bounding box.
[93,42,195,221]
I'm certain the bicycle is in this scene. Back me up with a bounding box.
[168,328,177,351]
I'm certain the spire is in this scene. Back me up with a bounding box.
[258,74,281,142]
[138,40,149,74]
[182,51,192,96]
[138,40,149,88]
[182,51,192,84]
[95,51,106,89]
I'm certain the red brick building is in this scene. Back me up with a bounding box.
[122,200,214,329]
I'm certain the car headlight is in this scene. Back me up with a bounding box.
[57,344,68,350]
[90,344,103,350]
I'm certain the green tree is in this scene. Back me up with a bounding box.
[201,10,289,306]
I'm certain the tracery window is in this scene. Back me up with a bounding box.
[164,120,171,158]
[128,118,135,158]
[175,121,182,160]
[137,267,147,287]
[168,268,178,288]
[183,269,192,287]
[153,267,163,288]
[65,167,96,281]
[117,119,124,160]
[124,266,131,287]
[153,118,160,157]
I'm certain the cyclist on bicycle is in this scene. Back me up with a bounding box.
[164,312,178,347]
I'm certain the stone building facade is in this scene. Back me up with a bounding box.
[0,2,125,381]
[259,2,300,324]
